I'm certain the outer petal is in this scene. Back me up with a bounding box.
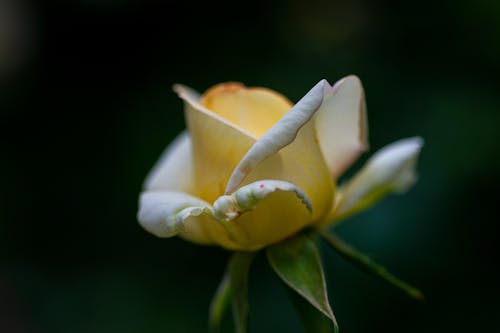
[174,84,257,203]
[172,82,334,249]
[242,122,335,223]
[137,191,212,242]
[326,137,424,223]
[138,191,242,248]
[209,125,334,250]
[225,79,327,194]
[143,131,195,193]
[314,75,368,178]
[220,80,335,224]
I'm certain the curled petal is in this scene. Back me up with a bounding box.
[240,121,334,223]
[174,84,255,139]
[138,191,212,240]
[143,131,195,193]
[216,187,313,250]
[330,137,424,222]
[212,180,312,221]
[224,80,328,194]
[314,75,368,178]
[174,84,256,203]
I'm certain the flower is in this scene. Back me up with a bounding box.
[138,76,423,251]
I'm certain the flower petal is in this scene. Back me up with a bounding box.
[143,131,195,193]
[329,137,424,222]
[212,180,312,221]
[174,84,257,203]
[216,188,313,251]
[138,191,244,248]
[200,82,293,138]
[225,79,328,194]
[137,191,211,240]
[209,180,314,250]
[314,75,368,178]
[138,183,315,251]
[241,121,335,223]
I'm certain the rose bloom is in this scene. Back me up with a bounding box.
[138,76,422,251]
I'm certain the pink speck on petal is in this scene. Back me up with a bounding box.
[259,184,265,189]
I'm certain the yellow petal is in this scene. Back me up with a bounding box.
[182,214,241,249]
[218,189,313,251]
[242,122,335,224]
[221,80,335,225]
[211,180,313,250]
[173,82,334,250]
[225,80,327,194]
[174,84,257,204]
[213,122,334,250]
[200,82,293,138]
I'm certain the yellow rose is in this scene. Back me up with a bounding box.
[138,76,423,251]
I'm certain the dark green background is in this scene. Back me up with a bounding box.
[2,0,499,332]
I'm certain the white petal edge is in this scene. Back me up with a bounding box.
[332,137,424,221]
[315,75,368,178]
[224,80,328,194]
[143,131,195,192]
[138,191,212,237]
[213,180,312,222]
[173,83,201,101]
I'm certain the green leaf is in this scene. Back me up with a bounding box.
[229,251,256,333]
[266,233,339,333]
[209,271,231,333]
[285,285,335,333]
[320,231,424,301]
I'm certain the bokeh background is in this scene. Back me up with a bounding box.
[2,0,500,332]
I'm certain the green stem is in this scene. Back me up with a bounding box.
[229,251,257,333]
[209,271,231,333]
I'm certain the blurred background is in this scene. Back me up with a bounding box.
[1,0,499,332]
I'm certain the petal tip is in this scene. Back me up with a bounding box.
[331,74,362,92]
[173,83,201,101]
[393,136,424,156]
[172,83,186,95]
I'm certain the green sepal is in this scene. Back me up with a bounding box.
[266,233,339,333]
[229,251,257,333]
[285,285,335,333]
[320,231,424,301]
[209,270,231,333]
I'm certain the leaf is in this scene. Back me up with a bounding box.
[320,231,424,301]
[229,251,257,333]
[266,233,339,333]
[285,285,335,333]
[209,271,231,333]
